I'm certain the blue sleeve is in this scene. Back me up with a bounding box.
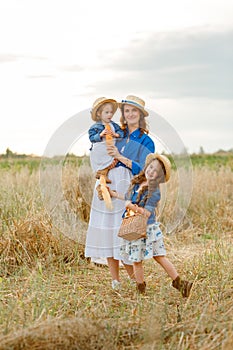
[144,189,161,213]
[131,138,155,175]
[88,126,102,143]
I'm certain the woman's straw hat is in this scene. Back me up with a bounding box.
[119,95,149,117]
[91,97,118,121]
[145,153,171,182]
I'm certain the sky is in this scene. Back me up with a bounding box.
[0,0,233,156]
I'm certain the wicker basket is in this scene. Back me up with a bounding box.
[118,210,147,241]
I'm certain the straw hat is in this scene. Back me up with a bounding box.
[91,97,118,121]
[145,153,171,182]
[119,95,149,117]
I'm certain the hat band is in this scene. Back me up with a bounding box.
[121,99,144,110]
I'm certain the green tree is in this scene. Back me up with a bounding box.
[5,148,14,158]
[199,146,205,154]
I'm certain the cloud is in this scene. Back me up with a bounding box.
[59,65,85,72]
[26,75,55,79]
[89,28,233,99]
[0,54,20,63]
[0,53,47,64]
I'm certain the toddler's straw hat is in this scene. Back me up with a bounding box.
[145,153,171,182]
[91,97,118,121]
[119,95,149,117]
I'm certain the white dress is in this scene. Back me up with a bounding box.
[85,165,133,264]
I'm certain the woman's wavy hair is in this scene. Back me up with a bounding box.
[119,106,149,137]
[126,159,166,205]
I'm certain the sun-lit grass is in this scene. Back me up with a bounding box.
[0,157,232,349]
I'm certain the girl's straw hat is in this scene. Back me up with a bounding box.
[91,97,118,121]
[145,153,171,182]
[119,95,149,117]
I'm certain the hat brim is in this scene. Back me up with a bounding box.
[91,99,118,121]
[145,153,171,181]
[119,101,149,117]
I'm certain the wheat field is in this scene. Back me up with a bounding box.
[0,156,232,349]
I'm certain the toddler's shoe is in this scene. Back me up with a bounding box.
[112,280,121,290]
[96,184,104,200]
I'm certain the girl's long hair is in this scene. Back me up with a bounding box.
[119,107,149,137]
[126,160,166,205]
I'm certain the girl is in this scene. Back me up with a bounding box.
[109,153,193,297]
[89,97,124,186]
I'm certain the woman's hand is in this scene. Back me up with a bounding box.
[107,144,120,158]
[107,144,132,169]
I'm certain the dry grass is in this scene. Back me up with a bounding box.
[0,318,116,350]
[0,160,232,349]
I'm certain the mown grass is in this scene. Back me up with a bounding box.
[0,155,232,349]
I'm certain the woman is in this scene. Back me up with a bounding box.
[85,95,155,289]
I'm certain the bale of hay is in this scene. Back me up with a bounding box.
[0,317,114,350]
[0,214,85,276]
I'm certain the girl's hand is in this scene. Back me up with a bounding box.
[100,129,107,138]
[105,128,113,136]
[107,187,124,200]
[143,208,151,218]
[107,188,118,198]
[126,201,151,217]
[125,201,138,212]
[125,200,132,209]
